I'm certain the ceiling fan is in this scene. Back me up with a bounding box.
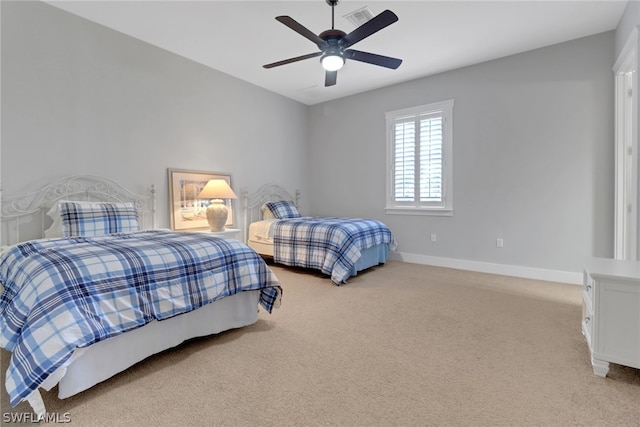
[263,0,402,87]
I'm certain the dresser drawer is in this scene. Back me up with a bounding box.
[581,295,593,351]
[583,270,594,303]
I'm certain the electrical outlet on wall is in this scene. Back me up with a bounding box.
[496,238,504,248]
[430,233,437,242]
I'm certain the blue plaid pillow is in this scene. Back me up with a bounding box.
[263,200,301,219]
[59,201,140,237]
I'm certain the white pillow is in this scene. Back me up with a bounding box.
[44,204,64,238]
[261,203,276,220]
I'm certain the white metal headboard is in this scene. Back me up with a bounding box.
[1,175,156,246]
[241,184,300,243]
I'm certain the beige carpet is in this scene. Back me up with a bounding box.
[2,261,639,426]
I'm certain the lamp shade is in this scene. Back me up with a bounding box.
[197,179,237,200]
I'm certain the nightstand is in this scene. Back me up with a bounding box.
[195,228,241,240]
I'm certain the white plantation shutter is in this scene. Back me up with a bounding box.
[393,118,416,201]
[419,113,443,203]
[386,100,454,216]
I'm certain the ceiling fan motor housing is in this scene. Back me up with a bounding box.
[319,29,347,50]
[319,29,346,41]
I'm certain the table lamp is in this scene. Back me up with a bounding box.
[197,179,237,232]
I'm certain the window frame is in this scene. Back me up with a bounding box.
[385,99,454,216]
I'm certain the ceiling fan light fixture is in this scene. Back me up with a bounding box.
[321,53,344,71]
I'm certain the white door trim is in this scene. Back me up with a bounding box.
[613,27,639,260]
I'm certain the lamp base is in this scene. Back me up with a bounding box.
[205,200,228,232]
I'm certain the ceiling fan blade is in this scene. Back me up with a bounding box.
[263,51,323,69]
[276,16,327,49]
[344,49,402,69]
[325,70,337,87]
[341,10,399,48]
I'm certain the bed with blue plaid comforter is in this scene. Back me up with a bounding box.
[0,230,282,407]
[272,217,395,284]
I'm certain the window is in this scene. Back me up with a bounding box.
[385,99,454,216]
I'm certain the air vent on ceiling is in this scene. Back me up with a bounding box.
[342,6,374,27]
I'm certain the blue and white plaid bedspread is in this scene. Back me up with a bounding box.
[272,217,395,284]
[0,230,281,407]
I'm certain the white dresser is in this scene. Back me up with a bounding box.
[582,258,640,377]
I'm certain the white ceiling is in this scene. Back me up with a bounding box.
[46,0,628,105]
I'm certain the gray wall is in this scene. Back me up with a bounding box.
[1,1,621,282]
[308,32,615,279]
[615,0,639,58]
[1,1,310,229]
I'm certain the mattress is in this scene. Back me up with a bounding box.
[247,220,276,256]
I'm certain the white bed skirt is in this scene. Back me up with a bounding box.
[52,290,261,399]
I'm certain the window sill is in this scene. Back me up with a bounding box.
[385,207,453,217]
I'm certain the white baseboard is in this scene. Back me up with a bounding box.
[388,252,583,285]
